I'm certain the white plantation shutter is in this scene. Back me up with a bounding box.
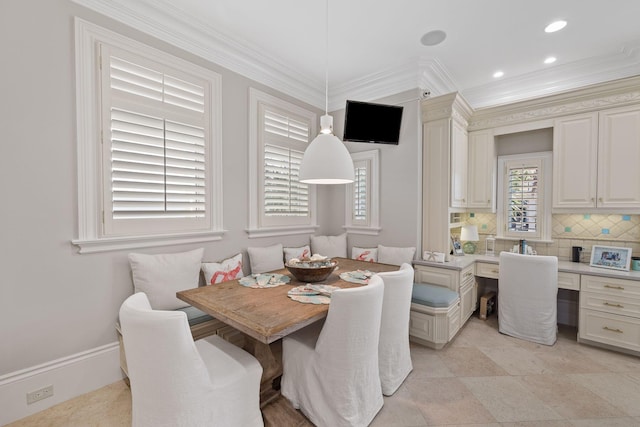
[264,144,308,216]
[259,105,312,227]
[101,44,213,236]
[353,164,368,223]
[264,110,309,143]
[507,163,539,234]
[345,150,380,234]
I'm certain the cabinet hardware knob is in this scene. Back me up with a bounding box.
[603,326,623,333]
[604,284,625,290]
[599,197,603,203]
[491,269,499,274]
[603,302,624,308]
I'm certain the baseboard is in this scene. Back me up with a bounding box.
[0,342,124,426]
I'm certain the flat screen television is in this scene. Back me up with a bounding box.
[343,100,403,144]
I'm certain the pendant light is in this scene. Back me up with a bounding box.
[299,0,354,184]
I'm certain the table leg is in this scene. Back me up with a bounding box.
[243,337,282,407]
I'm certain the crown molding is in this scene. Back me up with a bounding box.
[468,74,640,131]
[417,57,458,97]
[462,40,640,109]
[72,0,326,109]
[73,0,640,113]
[328,60,420,110]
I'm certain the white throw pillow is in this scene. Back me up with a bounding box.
[377,245,416,266]
[247,243,284,274]
[351,247,378,262]
[202,253,245,285]
[128,248,204,310]
[310,233,347,258]
[284,245,311,262]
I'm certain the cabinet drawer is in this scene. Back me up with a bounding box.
[579,309,640,353]
[580,291,640,317]
[415,265,457,291]
[476,262,499,279]
[461,265,475,284]
[581,275,640,298]
[558,272,580,291]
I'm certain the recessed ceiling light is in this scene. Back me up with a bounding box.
[420,30,447,46]
[545,20,567,33]
[544,56,557,64]
[493,71,504,78]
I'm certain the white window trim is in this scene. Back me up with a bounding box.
[71,18,224,253]
[344,150,381,235]
[497,151,553,242]
[247,88,318,238]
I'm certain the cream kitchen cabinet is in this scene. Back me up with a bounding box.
[552,112,598,209]
[579,274,640,353]
[553,106,640,210]
[421,92,473,255]
[450,120,468,209]
[467,129,496,211]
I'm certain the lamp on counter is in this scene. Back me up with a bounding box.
[460,225,479,254]
[298,0,354,185]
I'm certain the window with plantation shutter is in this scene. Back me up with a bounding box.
[248,88,318,237]
[345,150,380,235]
[506,163,539,233]
[497,152,552,241]
[73,20,223,253]
[353,165,368,222]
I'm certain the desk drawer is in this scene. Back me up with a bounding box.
[558,272,580,291]
[579,309,640,353]
[476,262,499,279]
[581,275,640,298]
[580,291,640,317]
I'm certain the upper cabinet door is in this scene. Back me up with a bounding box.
[598,105,640,209]
[552,113,598,209]
[450,119,468,208]
[467,129,496,211]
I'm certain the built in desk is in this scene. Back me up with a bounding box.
[413,254,640,356]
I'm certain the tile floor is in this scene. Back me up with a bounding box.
[8,316,640,427]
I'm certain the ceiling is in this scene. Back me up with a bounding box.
[77,0,640,111]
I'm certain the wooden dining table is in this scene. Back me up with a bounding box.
[176,257,399,405]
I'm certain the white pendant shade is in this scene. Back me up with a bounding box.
[299,132,355,184]
[298,0,354,185]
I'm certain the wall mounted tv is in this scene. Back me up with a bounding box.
[343,100,403,145]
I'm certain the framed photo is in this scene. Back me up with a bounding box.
[451,235,464,256]
[589,245,632,271]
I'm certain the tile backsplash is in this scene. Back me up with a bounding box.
[456,213,640,262]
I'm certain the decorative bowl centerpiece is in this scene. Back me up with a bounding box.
[285,255,338,283]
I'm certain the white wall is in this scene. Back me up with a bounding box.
[0,1,423,422]
[329,90,423,252]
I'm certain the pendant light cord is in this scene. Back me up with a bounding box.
[324,0,329,115]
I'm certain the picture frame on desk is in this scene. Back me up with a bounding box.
[589,245,632,271]
[451,235,464,256]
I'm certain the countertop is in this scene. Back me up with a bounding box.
[413,253,640,281]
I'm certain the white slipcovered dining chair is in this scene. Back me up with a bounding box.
[281,276,385,427]
[119,293,264,427]
[376,263,414,395]
[498,252,559,345]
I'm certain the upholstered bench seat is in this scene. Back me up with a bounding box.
[411,283,459,307]
[409,283,461,349]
